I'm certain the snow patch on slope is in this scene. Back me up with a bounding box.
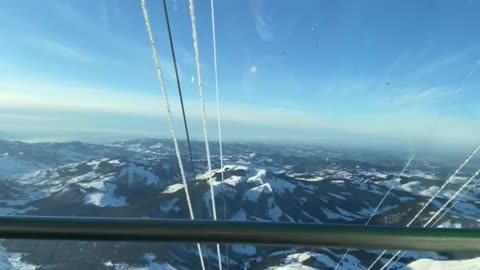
[84,183,127,207]
[7,253,37,270]
[245,183,272,202]
[322,207,353,221]
[405,257,480,270]
[120,163,159,186]
[268,177,296,194]
[270,251,356,270]
[224,175,243,186]
[269,263,317,269]
[404,170,439,180]
[162,184,184,194]
[104,253,177,270]
[268,198,283,221]
[0,246,14,270]
[437,220,462,229]
[247,169,266,185]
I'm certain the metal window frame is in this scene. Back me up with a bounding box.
[1,216,479,251]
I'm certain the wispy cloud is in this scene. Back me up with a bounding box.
[392,86,460,105]
[408,51,467,79]
[316,78,374,96]
[0,25,96,64]
[456,57,480,91]
[171,0,178,11]
[0,113,60,123]
[35,37,97,63]
[385,52,410,78]
[47,1,147,55]
[251,0,273,41]
[0,81,163,117]
[0,80,320,129]
[1,1,197,87]
[255,15,273,41]
[49,1,104,34]
[98,1,111,30]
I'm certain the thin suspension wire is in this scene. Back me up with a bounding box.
[379,167,480,270]
[209,0,229,268]
[210,0,224,188]
[377,250,402,270]
[187,0,222,269]
[431,182,478,227]
[368,144,480,270]
[456,57,480,92]
[334,153,415,270]
[161,0,198,183]
[367,250,388,270]
[187,0,217,223]
[160,1,211,268]
[140,1,205,269]
[383,251,407,270]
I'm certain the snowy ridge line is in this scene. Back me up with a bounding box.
[139,1,206,269]
[368,144,480,270]
[334,153,416,270]
[187,0,222,268]
[380,167,480,270]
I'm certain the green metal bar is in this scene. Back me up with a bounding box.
[0,216,479,251]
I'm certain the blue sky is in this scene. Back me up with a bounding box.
[0,0,479,152]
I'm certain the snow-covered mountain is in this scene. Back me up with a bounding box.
[1,139,480,269]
